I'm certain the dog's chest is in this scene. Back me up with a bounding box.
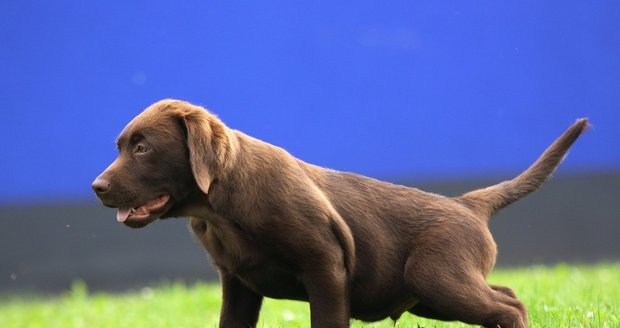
[190,217,253,270]
[236,264,308,301]
[190,217,307,300]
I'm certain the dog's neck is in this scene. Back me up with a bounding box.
[218,128,241,175]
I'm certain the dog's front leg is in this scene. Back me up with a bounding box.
[219,271,263,328]
[301,267,350,328]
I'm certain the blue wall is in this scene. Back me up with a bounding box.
[1,1,618,204]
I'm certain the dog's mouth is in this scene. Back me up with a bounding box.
[116,194,170,228]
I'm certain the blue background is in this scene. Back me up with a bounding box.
[1,1,618,205]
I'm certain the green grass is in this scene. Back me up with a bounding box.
[1,264,619,327]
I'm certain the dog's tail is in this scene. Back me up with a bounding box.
[458,119,589,219]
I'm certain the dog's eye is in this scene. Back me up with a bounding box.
[135,144,149,154]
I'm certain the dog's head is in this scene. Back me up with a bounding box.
[92,99,235,228]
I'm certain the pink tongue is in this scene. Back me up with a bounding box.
[117,208,132,223]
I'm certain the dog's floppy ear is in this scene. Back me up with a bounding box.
[181,108,233,195]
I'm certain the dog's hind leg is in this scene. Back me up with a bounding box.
[407,285,521,322]
[490,284,517,298]
[403,255,529,327]
[489,284,529,321]
[408,303,456,321]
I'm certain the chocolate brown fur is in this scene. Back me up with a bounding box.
[93,99,588,327]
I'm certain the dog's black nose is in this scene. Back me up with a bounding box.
[92,177,111,194]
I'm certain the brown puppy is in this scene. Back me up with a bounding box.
[92,99,588,328]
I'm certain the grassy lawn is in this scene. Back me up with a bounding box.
[1,264,618,327]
